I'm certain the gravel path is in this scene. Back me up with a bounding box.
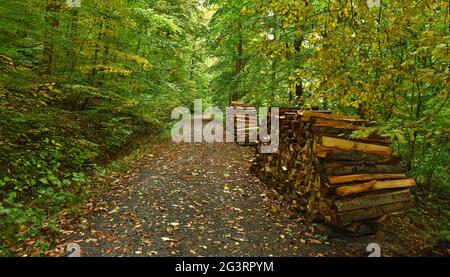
[59,140,431,257]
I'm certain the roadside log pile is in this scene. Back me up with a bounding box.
[251,110,415,231]
[230,101,258,146]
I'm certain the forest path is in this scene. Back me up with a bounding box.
[59,139,423,257]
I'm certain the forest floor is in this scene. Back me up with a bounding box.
[50,139,448,257]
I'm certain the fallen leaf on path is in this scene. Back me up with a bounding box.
[161,236,185,243]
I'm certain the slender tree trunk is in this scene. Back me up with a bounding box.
[135,34,142,54]
[230,26,243,103]
[42,0,61,76]
[295,78,304,99]
[64,8,79,77]
[270,60,277,103]
[189,42,196,80]
[90,19,103,84]
[102,17,110,81]
[425,132,446,186]
[294,37,304,102]
[406,90,422,171]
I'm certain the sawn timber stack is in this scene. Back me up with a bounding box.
[230,101,258,146]
[251,110,415,230]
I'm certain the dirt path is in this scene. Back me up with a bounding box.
[58,140,431,257]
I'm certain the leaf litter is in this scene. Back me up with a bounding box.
[49,140,429,257]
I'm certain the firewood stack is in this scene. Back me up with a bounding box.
[230,101,258,146]
[251,110,416,231]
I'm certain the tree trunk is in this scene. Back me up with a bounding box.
[294,37,304,101]
[270,60,277,103]
[230,26,243,104]
[90,19,103,84]
[64,8,79,77]
[406,90,422,171]
[42,0,61,76]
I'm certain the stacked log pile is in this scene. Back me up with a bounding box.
[230,101,258,146]
[251,110,415,230]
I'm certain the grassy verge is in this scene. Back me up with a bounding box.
[0,127,172,257]
[0,82,175,256]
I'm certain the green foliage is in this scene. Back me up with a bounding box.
[0,0,448,255]
[207,0,449,189]
[0,0,208,254]
[206,0,448,241]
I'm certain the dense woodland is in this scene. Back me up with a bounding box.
[0,0,448,256]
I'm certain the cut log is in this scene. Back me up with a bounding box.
[314,118,362,130]
[335,189,412,212]
[322,151,392,163]
[346,137,391,146]
[275,107,328,113]
[231,102,259,146]
[336,179,416,197]
[235,114,256,118]
[236,127,259,132]
[302,112,368,123]
[318,146,394,159]
[235,119,257,122]
[336,200,413,225]
[328,173,407,185]
[230,101,245,107]
[324,163,406,176]
[321,136,392,157]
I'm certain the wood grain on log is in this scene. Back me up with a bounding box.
[321,136,392,156]
[336,179,416,197]
[328,173,408,185]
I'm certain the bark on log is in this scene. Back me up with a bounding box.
[324,163,406,176]
[336,200,413,225]
[302,112,368,123]
[323,151,392,163]
[328,173,408,185]
[335,189,412,212]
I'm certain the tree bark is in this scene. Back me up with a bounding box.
[64,7,79,77]
[230,25,243,104]
[90,19,104,84]
[42,0,61,76]
[294,37,304,100]
[406,89,422,171]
